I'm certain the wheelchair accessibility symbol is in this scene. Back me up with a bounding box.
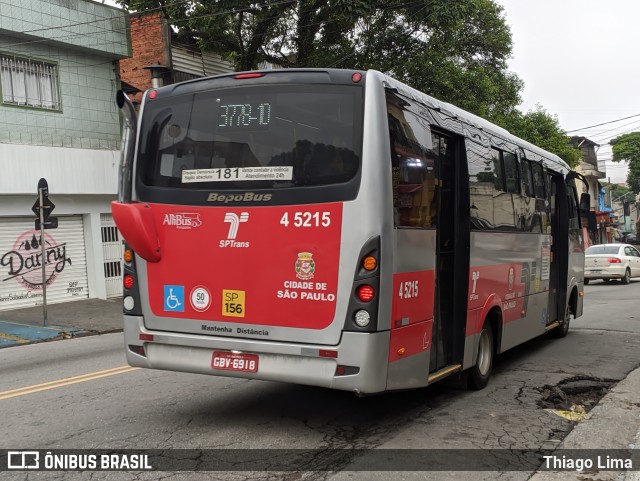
[164,285,185,312]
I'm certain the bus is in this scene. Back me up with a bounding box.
[112,69,587,395]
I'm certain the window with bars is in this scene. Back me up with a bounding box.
[0,55,60,110]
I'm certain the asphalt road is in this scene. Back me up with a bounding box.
[1,279,639,481]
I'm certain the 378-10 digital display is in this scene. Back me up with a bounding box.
[217,100,272,131]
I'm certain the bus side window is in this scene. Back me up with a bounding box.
[521,158,544,233]
[503,152,520,194]
[567,183,581,230]
[532,162,546,199]
[490,148,518,230]
[387,95,437,229]
[468,145,496,230]
[490,148,506,192]
[522,159,535,197]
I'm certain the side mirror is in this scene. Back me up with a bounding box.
[580,193,591,214]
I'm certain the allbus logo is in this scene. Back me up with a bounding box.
[163,213,202,229]
[220,213,250,248]
[1,231,72,290]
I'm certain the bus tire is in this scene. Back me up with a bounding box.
[468,321,494,390]
[549,304,571,339]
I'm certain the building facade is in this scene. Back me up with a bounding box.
[0,0,130,310]
[570,136,610,246]
[119,11,235,103]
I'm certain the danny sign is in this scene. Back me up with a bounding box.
[0,219,89,309]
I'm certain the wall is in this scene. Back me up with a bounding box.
[119,11,170,103]
[0,0,129,58]
[0,33,122,153]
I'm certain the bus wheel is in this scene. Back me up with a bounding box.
[468,322,494,390]
[550,304,571,339]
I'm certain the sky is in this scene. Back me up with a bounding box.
[495,0,640,183]
[100,0,640,182]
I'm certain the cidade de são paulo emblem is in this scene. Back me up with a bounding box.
[295,252,315,280]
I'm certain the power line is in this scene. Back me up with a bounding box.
[566,113,640,133]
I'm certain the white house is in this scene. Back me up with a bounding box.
[0,0,130,309]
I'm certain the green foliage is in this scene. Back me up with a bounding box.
[493,105,581,168]
[117,0,523,116]
[117,0,580,164]
[611,132,640,194]
[601,182,631,202]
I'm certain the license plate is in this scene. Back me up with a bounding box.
[211,351,258,373]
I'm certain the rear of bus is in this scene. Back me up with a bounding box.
[113,70,395,394]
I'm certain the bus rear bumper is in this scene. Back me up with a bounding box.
[123,315,390,394]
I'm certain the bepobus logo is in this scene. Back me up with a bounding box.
[207,192,272,203]
[220,213,250,248]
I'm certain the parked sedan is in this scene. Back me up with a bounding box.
[584,243,640,284]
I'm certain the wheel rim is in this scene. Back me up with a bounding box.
[626,271,630,283]
[477,329,492,376]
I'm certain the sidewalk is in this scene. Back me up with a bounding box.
[529,365,640,480]
[0,298,123,348]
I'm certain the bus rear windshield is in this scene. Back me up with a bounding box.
[138,84,362,190]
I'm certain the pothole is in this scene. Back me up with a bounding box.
[537,375,618,416]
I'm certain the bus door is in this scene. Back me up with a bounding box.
[547,171,569,323]
[430,131,470,373]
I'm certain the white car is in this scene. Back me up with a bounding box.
[584,243,640,284]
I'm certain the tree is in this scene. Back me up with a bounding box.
[493,105,581,168]
[118,0,579,163]
[601,181,631,204]
[611,132,640,194]
[117,0,522,117]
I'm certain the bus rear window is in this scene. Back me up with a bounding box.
[138,84,362,189]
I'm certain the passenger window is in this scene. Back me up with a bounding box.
[522,160,535,197]
[532,163,546,199]
[387,93,438,229]
[490,149,505,192]
[503,152,520,194]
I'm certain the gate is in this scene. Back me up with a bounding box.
[101,214,123,298]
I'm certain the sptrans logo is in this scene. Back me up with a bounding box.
[220,212,249,248]
[163,213,202,229]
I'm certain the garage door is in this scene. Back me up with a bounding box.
[101,213,123,298]
[0,216,89,310]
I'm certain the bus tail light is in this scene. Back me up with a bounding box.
[335,365,360,376]
[121,242,143,316]
[345,236,381,332]
[319,350,338,359]
[354,310,370,327]
[235,73,264,79]
[608,258,621,263]
[128,345,146,357]
[362,256,377,271]
[357,285,375,302]
[123,274,134,289]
